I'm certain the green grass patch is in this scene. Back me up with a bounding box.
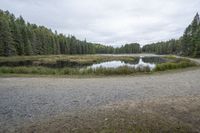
[0,66,152,76]
[155,58,196,71]
[163,55,177,59]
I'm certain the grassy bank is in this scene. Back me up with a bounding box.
[155,58,197,71]
[0,55,136,69]
[0,55,197,76]
[0,55,135,64]
[0,66,152,76]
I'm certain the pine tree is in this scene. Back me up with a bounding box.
[24,40,33,55]
[11,22,24,55]
[182,13,200,56]
[0,16,16,56]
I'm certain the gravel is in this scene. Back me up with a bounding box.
[0,66,200,131]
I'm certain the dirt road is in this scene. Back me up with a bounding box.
[0,65,200,132]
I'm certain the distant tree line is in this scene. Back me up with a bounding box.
[142,39,181,55]
[115,43,141,54]
[0,10,117,56]
[0,10,143,56]
[142,13,200,57]
[0,9,200,57]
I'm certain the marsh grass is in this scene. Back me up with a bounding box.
[0,55,136,69]
[155,58,196,71]
[0,56,197,75]
[163,55,177,59]
[0,66,152,75]
[0,55,135,64]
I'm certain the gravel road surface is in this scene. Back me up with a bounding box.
[0,63,200,132]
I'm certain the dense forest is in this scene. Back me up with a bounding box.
[0,9,200,57]
[0,10,115,56]
[0,10,141,56]
[115,43,141,54]
[143,13,200,57]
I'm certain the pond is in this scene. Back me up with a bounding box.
[88,56,167,71]
[0,56,168,71]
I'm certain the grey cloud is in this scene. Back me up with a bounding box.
[0,0,200,46]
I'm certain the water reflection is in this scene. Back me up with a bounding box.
[0,56,167,70]
[89,56,166,71]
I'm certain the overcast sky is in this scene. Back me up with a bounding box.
[0,0,200,46]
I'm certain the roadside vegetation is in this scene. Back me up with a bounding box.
[16,96,200,133]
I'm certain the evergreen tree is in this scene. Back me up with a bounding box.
[0,16,16,56]
[1,9,200,57]
[24,40,33,55]
[182,13,200,57]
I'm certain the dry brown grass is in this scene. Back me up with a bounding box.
[0,55,135,63]
[16,96,200,133]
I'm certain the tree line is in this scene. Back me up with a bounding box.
[0,10,115,56]
[0,10,142,56]
[0,9,199,57]
[115,43,141,54]
[143,13,200,57]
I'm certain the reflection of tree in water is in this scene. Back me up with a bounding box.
[0,60,91,68]
[0,60,33,67]
[124,58,139,64]
[142,57,167,64]
[124,57,167,64]
[0,57,168,68]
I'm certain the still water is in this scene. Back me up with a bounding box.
[89,56,166,70]
[0,56,167,70]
